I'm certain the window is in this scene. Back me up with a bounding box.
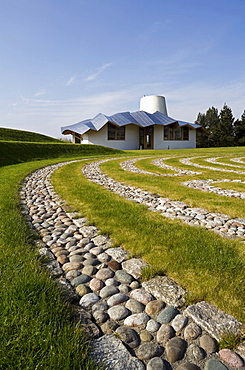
[163,126,189,141]
[108,123,125,140]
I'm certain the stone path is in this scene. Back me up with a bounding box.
[120,157,200,176]
[182,179,245,200]
[180,157,245,175]
[20,160,245,370]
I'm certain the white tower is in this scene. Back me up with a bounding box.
[140,95,168,116]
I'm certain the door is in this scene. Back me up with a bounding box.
[139,126,154,149]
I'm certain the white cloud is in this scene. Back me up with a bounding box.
[34,90,46,97]
[66,75,77,86]
[85,63,113,81]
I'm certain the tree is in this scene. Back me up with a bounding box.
[195,107,220,147]
[234,110,245,146]
[218,104,235,147]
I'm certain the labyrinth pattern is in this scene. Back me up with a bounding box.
[83,155,245,241]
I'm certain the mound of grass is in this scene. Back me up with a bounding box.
[0,127,62,142]
[0,141,123,167]
[0,159,102,370]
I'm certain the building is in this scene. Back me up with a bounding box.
[61,95,203,150]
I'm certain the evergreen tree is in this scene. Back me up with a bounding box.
[195,107,220,147]
[205,107,220,147]
[218,104,235,147]
[195,112,208,147]
[234,110,245,146]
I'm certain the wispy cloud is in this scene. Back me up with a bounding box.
[85,63,113,81]
[66,75,77,86]
[34,90,46,97]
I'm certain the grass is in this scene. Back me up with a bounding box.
[52,153,245,323]
[0,158,106,370]
[0,127,62,142]
[0,141,123,167]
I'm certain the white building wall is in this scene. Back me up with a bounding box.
[153,126,196,149]
[82,124,140,150]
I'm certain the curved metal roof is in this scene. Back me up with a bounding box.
[61,110,202,136]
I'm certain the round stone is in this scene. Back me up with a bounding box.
[124,313,149,327]
[83,252,94,259]
[136,342,163,360]
[125,299,145,313]
[55,249,69,257]
[92,311,109,324]
[115,270,134,284]
[172,314,188,332]
[204,358,229,370]
[83,258,99,266]
[79,238,91,247]
[130,289,154,305]
[107,293,128,306]
[219,349,244,368]
[176,364,201,370]
[199,334,218,353]
[146,319,161,333]
[92,300,109,312]
[96,268,114,280]
[69,254,84,263]
[89,278,105,291]
[145,300,165,316]
[90,246,104,255]
[100,285,119,299]
[184,323,202,340]
[57,255,68,264]
[147,357,166,370]
[97,252,111,263]
[115,326,141,349]
[108,305,130,321]
[107,260,121,271]
[130,281,141,289]
[82,265,97,276]
[157,307,179,324]
[66,270,80,280]
[166,337,187,363]
[101,320,119,334]
[156,324,175,344]
[75,284,90,296]
[118,284,130,294]
[79,293,99,308]
[62,261,81,272]
[105,278,119,286]
[140,331,153,342]
[186,344,205,361]
[71,274,91,287]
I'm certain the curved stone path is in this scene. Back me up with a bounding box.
[120,157,200,177]
[83,159,245,240]
[231,158,245,164]
[20,160,245,370]
[206,157,245,169]
[182,179,245,200]
[180,157,245,175]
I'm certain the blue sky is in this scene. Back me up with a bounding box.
[1,0,245,139]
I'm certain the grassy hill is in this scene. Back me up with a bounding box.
[0,127,62,142]
[0,128,123,167]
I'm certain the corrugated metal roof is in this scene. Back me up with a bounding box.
[61,110,201,135]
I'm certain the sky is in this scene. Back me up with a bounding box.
[1,0,245,139]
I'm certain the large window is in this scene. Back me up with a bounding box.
[164,126,189,141]
[108,123,125,140]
